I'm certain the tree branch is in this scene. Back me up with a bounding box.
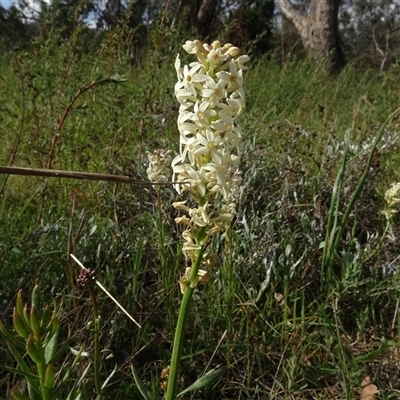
[278,0,307,33]
[197,0,219,24]
[372,24,388,73]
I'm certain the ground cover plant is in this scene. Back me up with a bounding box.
[1,19,400,400]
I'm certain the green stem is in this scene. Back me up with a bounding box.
[224,224,234,358]
[36,337,51,400]
[165,249,203,400]
[89,286,102,397]
[157,187,166,269]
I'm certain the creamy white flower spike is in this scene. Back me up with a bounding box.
[383,182,400,219]
[147,149,172,183]
[172,39,249,285]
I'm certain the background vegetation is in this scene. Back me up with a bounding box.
[1,1,400,399]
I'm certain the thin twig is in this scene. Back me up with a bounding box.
[0,166,183,186]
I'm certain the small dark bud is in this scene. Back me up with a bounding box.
[77,268,96,287]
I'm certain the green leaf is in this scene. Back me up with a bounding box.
[23,305,30,333]
[66,388,82,400]
[44,365,55,389]
[1,346,41,400]
[29,308,41,337]
[26,336,42,365]
[48,311,60,338]
[354,342,387,363]
[131,364,155,400]
[177,366,227,397]
[44,317,59,364]
[27,381,42,400]
[0,319,25,348]
[75,363,91,387]
[10,391,31,400]
[0,365,39,381]
[31,286,41,315]
[55,348,87,397]
[101,363,117,390]
[41,305,53,329]
[5,340,36,380]
[109,74,127,83]
[13,309,30,339]
[16,291,30,328]
[49,326,71,366]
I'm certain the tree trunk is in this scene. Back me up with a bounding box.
[172,0,219,39]
[278,0,345,74]
[197,0,219,37]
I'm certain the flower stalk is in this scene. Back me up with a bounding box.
[77,268,102,398]
[165,248,203,400]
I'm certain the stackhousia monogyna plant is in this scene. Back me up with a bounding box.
[145,39,249,399]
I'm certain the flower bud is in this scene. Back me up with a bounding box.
[221,43,233,53]
[227,46,240,57]
[211,40,221,49]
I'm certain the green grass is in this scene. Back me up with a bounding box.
[1,25,400,399]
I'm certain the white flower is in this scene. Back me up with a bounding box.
[236,55,250,70]
[201,79,227,107]
[202,162,228,193]
[182,64,208,96]
[192,101,216,128]
[183,40,202,54]
[175,54,182,80]
[216,59,243,91]
[189,205,210,227]
[180,135,201,165]
[207,48,229,67]
[173,201,191,213]
[175,215,193,227]
[178,113,198,136]
[193,129,223,165]
[211,113,242,149]
[217,98,245,119]
[182,165,208,198]
[175,81,197,104]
